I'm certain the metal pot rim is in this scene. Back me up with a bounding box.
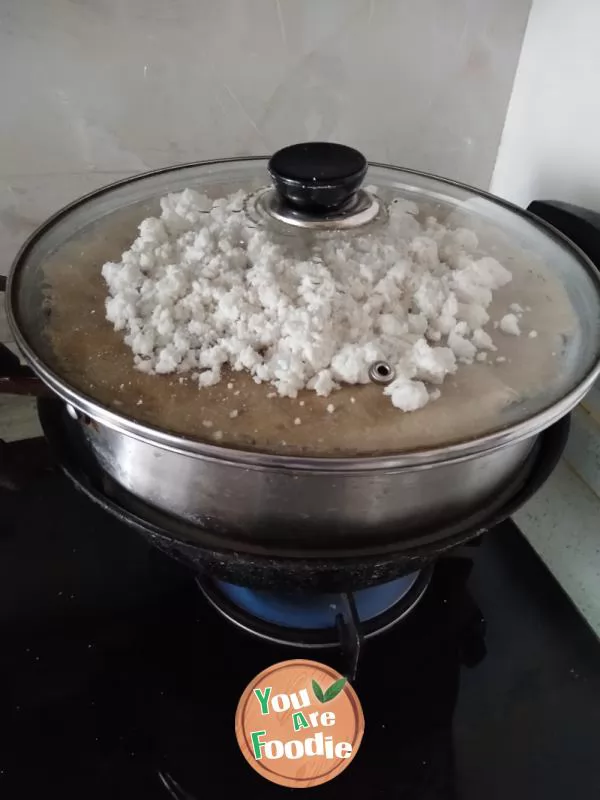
[7,157,600,471]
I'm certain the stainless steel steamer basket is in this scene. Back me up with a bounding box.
[5,146,600,543]
[78,413,536,540]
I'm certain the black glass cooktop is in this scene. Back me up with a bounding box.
[1,463,599,799]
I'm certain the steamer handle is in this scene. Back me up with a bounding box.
[0,275,48,396]
[528,200,600,271]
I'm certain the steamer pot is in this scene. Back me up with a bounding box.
[3,145,600,547]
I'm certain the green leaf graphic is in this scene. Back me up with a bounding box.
[312,679,325,703]
[323,677,347,703]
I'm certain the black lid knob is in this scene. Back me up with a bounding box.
[268,142,367,214]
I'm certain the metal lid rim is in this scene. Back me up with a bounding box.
[6,157,600,470]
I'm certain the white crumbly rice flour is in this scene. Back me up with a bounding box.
[102,189,522,412]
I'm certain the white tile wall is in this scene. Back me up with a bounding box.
[0,0,531,274]
[492,0,600,210]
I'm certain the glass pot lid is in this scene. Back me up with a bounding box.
[6,143,600,460]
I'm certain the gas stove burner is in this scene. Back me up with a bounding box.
[197,568,433,649]
[216,571,421,628]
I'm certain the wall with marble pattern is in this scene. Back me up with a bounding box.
[0,0,531,277]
